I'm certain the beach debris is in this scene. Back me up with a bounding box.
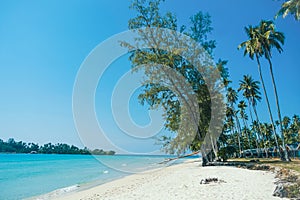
[245,164,272,171]
[200,177,225,184]
[273,168,300,199]
[273,183,287,198]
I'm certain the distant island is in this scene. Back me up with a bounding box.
[0,138,115,155]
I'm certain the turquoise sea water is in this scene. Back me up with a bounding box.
[0,154,190,200]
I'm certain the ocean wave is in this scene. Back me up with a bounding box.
[26,184,80,200]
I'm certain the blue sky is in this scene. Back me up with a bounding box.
[0,0,299,153]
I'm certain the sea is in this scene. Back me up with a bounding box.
[0,154,198,200]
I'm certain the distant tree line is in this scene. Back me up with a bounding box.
[0,138,115,155]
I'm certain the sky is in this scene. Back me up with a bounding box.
[0,0,299,153]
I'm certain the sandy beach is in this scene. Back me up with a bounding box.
[54,160,284,200]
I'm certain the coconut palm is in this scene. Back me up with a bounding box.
[238,75,262,118]
[276,0,300,20]
[238,100,252,151]
[238,75,264,157]
[226,87,243,156]
[238,22,285,160]
[238,26,275,140]
[250,120,262,157]
[225,106,240,154]
[282,116,293,144]
[255,20,289,161]
[291,115,300,133]
[237,101,250,130]
[225,107,235,136]
[261,123,275,147]
[291,115,300,142]
[283,116,291,130]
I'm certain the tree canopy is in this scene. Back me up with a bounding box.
[122,0,226,164]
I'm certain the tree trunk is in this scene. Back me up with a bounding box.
[234,114,243,157]
[266,56,290,161]
[242,118,253,156]
[231,125,240,157]
[252,102,268,158]
[247,99,261,157]
[201,149,209,166]
[210,135,218,160]
[256,55,281,156]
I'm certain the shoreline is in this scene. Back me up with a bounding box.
[49,159,285,200]
[27,157,190,200]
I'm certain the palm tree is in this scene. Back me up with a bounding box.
[255,20,289,161]
[250,120,262,157]
[261,123,275,147]
[282,116,292,144]
[283,116,291,130]
[225,106,240,155]
[238,100,252,152]
[276,0,300,20]
[291,115,300,133]
[238,22,285,160]
[238,76,262,124]
[238,75,264,157]
[291,115,300,142]
[226,87,243,156]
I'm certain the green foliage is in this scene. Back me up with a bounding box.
[282,115,300,144]
[276,0,300,20]
[238,19,289,161]
[90,149,116,155]
[286,183,300,198]
[219,112,300,160]
[0,138,115,155]
[218,146,237,161]
[38,143,91,154]
[238,75,262,106]
[238,20,285,61]
[123,0,225,156]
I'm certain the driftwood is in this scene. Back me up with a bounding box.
[158,151,200,164]
[200,177,226,184]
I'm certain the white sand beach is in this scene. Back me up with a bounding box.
[53,160,285,200]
